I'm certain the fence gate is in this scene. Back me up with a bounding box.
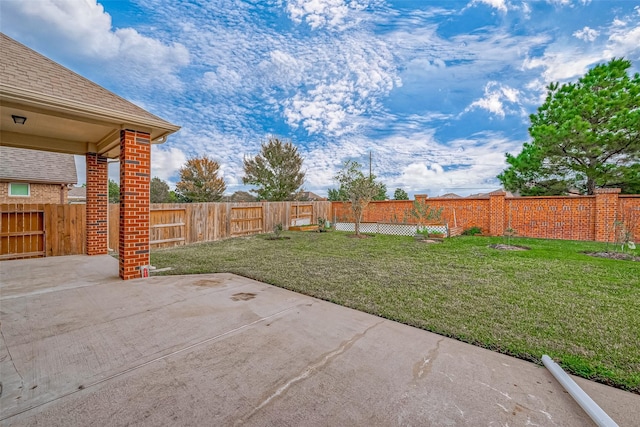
[291,204,313,226]
[230,206,263,236]
[1,206,45,260]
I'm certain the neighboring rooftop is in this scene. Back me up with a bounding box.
[0,146,77,184]
[299,191,326,201]
[467,189,514,198]
[68,186,87,200]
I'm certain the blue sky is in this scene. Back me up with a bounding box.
[2,0,639,197]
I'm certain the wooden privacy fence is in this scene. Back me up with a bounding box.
[1,204,85,259]
[108,201,331,252]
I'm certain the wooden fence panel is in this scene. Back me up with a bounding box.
[149,207,186,248]
[1,203,86,259]
[230,205,264,236]
[108,204,119,252]
[107,201,333,249]
[0,204,45,259]
[45,204,86,256]
[291,203,313,226]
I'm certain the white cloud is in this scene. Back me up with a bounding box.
[391,133,522,195]
[522,52,601,82]
[0,0,189,90]
[276,35,399,136]
[469,0,509,13]
[284,0,381,30]
[151,146,188,187]
[546,0,590,6]
[573,26,599,42]
[524,7,640,87]
[605,16,640,59]
[465,82,521,118]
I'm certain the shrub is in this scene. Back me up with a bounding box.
[273,223,283,238]
[462,226,482,236]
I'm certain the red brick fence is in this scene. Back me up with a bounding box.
[332,189,640,243]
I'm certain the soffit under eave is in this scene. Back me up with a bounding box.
[1,89,179,158]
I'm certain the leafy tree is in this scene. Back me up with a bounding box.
[175,156,226,202]
[393,188,409,200]
[221,191,257,202]
[328,173,386,202]
[498,58,640,195]
[150,177,170,203]
[373,183,388,201]
[108,179,119,204]
[333,160,382,236]
[168,190,187,203]
[328,187,348,202]
[242,137,305,201]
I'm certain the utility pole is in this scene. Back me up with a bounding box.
[369,151,372,179]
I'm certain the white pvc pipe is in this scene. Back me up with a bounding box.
[541,355,618,427]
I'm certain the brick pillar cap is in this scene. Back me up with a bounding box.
[594,188,621,194]
[489,191,506,196]
[415,194,429,199]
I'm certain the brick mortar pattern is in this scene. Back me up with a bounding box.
[0,183,68,204]
[119,130,151,280]
[331,190,639,242]
[85,153,108,255]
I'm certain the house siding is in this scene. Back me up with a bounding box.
[0,182,67,204]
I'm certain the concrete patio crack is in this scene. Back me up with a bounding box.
[236,319,385,425]
[0,303,303,422]
[0,323,24,394]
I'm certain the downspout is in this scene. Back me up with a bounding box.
[541,355,618,427]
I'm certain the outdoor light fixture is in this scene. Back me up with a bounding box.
[12,115,27,125]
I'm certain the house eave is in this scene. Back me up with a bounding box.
[1,84,180,137]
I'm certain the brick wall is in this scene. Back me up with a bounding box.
[617,195,640,243]
[505,196,595,241]
[119,130,151,280]
[0,182,67,204]
[86,153,108,255]
[332,189,640,242]
[332,198,492,231]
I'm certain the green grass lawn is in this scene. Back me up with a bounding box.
[150,232,640,393]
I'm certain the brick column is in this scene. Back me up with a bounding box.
[594,188,621,242]
[414,194,428,204]
[119,130,151,280]
[489,192,506,236]
[86,153,108,255]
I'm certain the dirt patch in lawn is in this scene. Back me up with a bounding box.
[489,244,530,251]
[418,239,443,244]
[583,252,640,261]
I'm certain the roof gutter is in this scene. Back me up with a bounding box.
[0,84,181,135]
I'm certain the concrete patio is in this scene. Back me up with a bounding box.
[1,255,638,426]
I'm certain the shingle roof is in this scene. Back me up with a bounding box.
[300,191,326,201]
[0,33,172,125]
[0,146,77,184]
[68,186,86,198]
